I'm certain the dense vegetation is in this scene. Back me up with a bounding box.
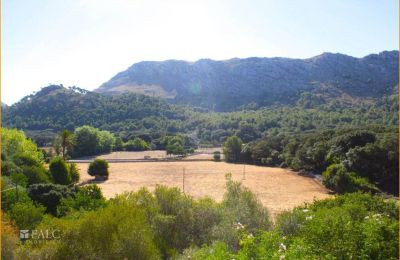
[3,85,398,147]
[225,125,399,195]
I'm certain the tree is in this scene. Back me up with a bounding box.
[223,136,243,162]
[88,159,109,180]
[73,126,100,157]
[10,173,28,202]
[69,163,80,183]
[60,130,73,159]
[28,183,75,215]
[2,128,44,165]
[124,137,150,151]
[49,157,72,185]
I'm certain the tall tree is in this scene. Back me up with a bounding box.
[61,130,73,159]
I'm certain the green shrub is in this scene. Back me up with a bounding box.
[9,201,46,230]
[2,188,32,212]
[28,183,75,215]
[20,165,51,185]
[88,159,109,180]
[69,163,80,183]
[323,164,378,194]
[49,157,72,185]
[213,151,221,161]
[19,201,160,259]
[124,137,150,151]
[57,184,106,216]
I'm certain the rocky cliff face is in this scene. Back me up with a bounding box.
[97,51,398,111]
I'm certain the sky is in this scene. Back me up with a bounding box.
[2,0,398,105]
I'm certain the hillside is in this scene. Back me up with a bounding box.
[3,84,398,147]
[97,51,399,111]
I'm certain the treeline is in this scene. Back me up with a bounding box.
[3,85,398,147]
[50,125,196,158]
[223,126,399,195]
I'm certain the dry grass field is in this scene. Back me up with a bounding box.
[76,149,224,161]
[78,161,331,217]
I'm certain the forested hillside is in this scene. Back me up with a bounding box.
[97,51,398,111]
[3,85,398,147]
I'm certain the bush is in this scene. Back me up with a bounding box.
[28,183,75,215]
[88,159,109,180]
[9,202,46,230]
[20,201,160,259]
[69,163,80,183]
[323,164,378,194]
[2,188,32,212]
[1,221,19,260]
[20,165,51,185]
[124,138,150,151]
[49,157,72,185]
[213,151,221,161]
[57,184,106,216]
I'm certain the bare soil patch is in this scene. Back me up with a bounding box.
[78,161,331,217]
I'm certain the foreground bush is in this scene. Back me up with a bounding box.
[17,202,160,260]
[185,192,399,260]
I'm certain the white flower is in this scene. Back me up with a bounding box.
[302,209,309,213]
[280,243,287,251]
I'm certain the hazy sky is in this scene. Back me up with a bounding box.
[2,0,398,104]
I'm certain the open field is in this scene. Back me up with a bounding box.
[74,149,224,161]
[78,161,331,217]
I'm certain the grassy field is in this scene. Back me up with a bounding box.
[78,161,331,217]
[75,148,224,161]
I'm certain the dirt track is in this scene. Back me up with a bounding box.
[78,161,331,217]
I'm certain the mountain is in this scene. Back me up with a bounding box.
[96,51,399,111]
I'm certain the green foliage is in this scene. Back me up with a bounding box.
[187,193,398,260]
[88,159,109,179]
[49,157,72,185]
[1,128,44,165]
[69,163,80,183]
[18,201,160,260]
[213,151,221,161]
[124,137,150,151]
[2,187,33,212]
[223,136,243,162]
[8,201,46,230]
[20,165,51,185]
[28,183,75,215]
[73,125,115,157]
[323,164,378,194]
[57,184,106,216]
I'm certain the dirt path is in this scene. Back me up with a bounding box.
[78,161,331,217]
